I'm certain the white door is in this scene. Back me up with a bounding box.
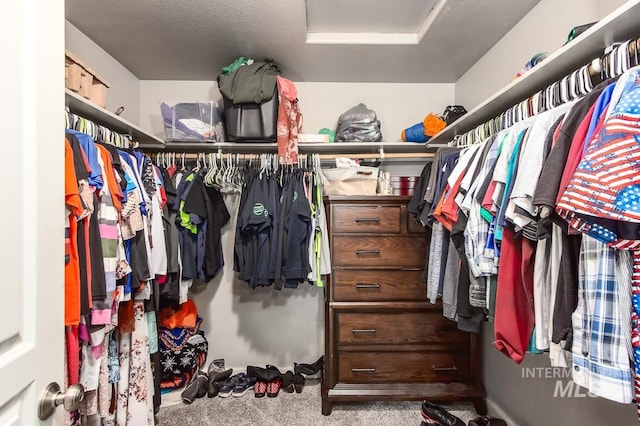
[0,0,66,424]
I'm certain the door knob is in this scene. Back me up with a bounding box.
[38,382,84,420]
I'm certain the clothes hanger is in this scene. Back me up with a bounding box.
[619,40,631,75]
[221,153,230,190]
[194,153,202,173]
[233,154,241,191]
[204,153,216,186]
[568,70,578,100]
[578,67,588,97]
[605,44,618,78]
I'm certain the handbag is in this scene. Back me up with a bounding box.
[441,105,468,125]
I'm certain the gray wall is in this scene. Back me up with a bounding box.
[65,21,140,124]
[454,0,629,110]
[139,80,452,370]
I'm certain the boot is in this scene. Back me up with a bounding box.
[181,371,209,404]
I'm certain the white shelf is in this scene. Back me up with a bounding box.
[427,0,640,145]
[65,89,164,146]
[143,141,435,154]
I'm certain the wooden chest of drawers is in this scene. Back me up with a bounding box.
[321,196,485,415]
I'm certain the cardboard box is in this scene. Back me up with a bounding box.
[65,50,110,108]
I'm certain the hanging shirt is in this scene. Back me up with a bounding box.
[508,101,575,228]
[65,138,85,327]
[66,129,103,190]
[555,68,640,416]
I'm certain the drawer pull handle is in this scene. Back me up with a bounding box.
[433,365,458,372]
[355,250,380,255]
[351,329,376,334]
[355,283,380,289]
[351,368,376,373]
[355,218,380,223]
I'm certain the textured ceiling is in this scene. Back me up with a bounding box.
[306,0,437,34]
[65,0,540,83]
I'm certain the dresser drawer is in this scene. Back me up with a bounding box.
[338,350,469,383]
[332,236,426,267]
[332,269,425,301]
[337,312,468,346]
[332,205,401,234]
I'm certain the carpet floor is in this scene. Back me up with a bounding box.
[158,379,478,426]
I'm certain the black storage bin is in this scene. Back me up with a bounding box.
[223,90,279,142]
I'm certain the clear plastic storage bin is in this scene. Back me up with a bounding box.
[160,101,225,141]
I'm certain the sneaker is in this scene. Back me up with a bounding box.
[231,373,256,397]
[218,373,243,398]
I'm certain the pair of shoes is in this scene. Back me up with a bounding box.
[468,416,508,426]
[248,365,282,397]
[206,359,233,398]
[218,373,256,398]
[278,369,305,393]
[294,355,324,377]
[232,373,256,397]
[247,365,281,382]
[181,370,209,404]
[421,401,465,426]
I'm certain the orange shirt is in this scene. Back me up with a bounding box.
[64,139,82,326]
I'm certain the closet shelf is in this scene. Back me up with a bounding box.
[140,141,437,154]
[427,0,640,145]
[65,89,165,146]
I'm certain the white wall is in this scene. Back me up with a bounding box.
[65,21,140,124]
[140,80,454,142]
[188,193,325,371]
[140,80,452,369]
[455,0,630,109]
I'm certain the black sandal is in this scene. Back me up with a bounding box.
[294,355,324,376]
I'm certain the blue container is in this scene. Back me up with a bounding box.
[402,122,429,143]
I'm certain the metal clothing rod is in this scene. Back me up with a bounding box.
[150,152,434,161]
